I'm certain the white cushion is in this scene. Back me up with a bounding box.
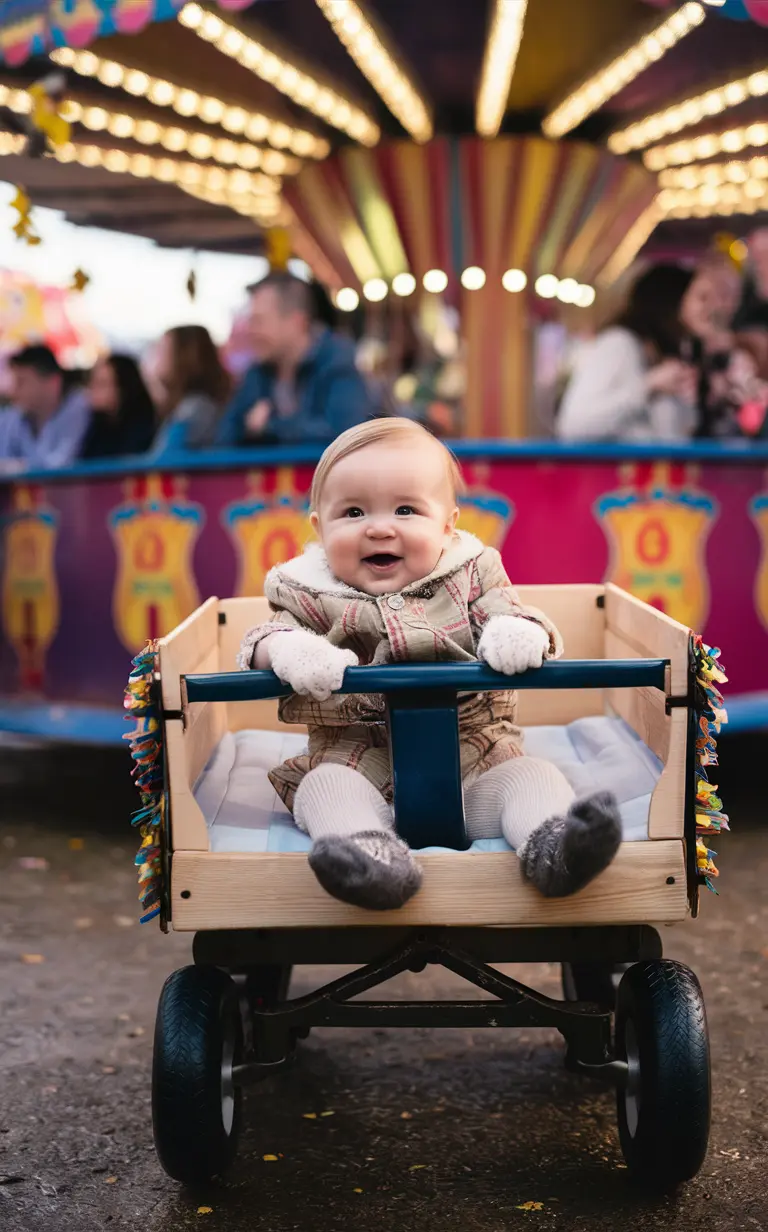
[193,716,662,854]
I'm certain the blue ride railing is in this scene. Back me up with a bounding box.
[183,659,669,851]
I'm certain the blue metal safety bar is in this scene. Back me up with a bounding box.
[182,659,669,852]
[183,659,669,703]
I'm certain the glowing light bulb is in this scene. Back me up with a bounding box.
[335,287,360,312]
[535,274,559,299]
[502,269,527,293]
[392,272,416,296]
[460,266,486,290]
[423,269,448,293]
[363,278,388,302]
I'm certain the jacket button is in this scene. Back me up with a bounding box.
[387,594,405,610]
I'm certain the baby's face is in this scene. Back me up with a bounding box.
[311,441,459,595]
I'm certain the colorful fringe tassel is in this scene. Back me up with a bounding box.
[123,641,166,924]
[693,637,729,893]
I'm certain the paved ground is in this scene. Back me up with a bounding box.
[1,734,767,1232]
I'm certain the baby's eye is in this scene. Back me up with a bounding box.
[395,505,416,516]
[343,506,365,518]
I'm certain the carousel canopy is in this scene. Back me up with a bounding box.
[1,0,768,275]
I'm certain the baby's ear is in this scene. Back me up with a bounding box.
[445,505,460,536]
[309,510,321,538]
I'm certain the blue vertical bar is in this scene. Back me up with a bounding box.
[386,690,468,851]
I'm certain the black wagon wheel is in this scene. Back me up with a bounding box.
[615,959,711,1186]
[561,961,628,1007]
[152,965,242,1184]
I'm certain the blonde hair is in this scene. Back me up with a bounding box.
[310,418,465,511]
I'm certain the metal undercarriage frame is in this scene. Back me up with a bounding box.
[193,925,663,1088]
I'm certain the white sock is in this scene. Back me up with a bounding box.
[464,758,576,850]
[293,763,394,839]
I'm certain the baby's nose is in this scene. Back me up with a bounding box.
[366,518,396,537]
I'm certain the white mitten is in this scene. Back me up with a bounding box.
[477,615,550,675]
[267,630,358,701]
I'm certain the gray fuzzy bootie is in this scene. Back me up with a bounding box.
[308,830,423,911]
[518,791,622,898]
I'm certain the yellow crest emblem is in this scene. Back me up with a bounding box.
[1,485,60,689]
[109,474,204,653]
[596,464,717,630]
[750,485,768,633]
[223,468,312,597]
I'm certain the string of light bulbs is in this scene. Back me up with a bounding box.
[543,2,705,140]
[0,82,300,175]
[608,69,768,154]
[659,155,768,190]
[644,122,768,170]
[476,0,528,139]
[657,180,768,217]
[314,0,433,143]
[51,45,330,159]
[331,268,595,310]
[0,130,283,223]
[179,2,380,146]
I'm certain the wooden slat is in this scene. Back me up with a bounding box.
[603,626,686,841]
[219,596,272,670]
[515,583,605,726]
[159,597,219,709]
[171,840,687,931]
[165,721,211,851]
[218,596,300,733]
[605,630,670,764]
[604,584,690,694]
[648,709,687,840]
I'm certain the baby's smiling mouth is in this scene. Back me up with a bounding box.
[362,553,402,569]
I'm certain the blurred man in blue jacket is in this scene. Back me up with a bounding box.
[215,273,374,446]
[0,345,90,471]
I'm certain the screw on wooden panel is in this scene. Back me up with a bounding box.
[180,890,192,899]
[666,877,676,885]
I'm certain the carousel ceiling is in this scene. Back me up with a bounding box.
[1,0,768,285]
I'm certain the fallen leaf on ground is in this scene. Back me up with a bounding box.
[127,1026,145,1038]
[113,916,134,929]
[102,1067,116,1075]
[20,954,44,964]
[263,1155,278,1162]
[74,918,93,930]
[197,1207,213,1215]
[116,1013,130,1022]
[320,1110,334,1117]
[400,1111,412,1120]
[302,1113,317,1120]
[408,1164,427,1171]
[353,1188,363,1194]
[105,1176,118,1184]
[41,1086,57,1095]
[17,857,49,870]
[515,1202,544,1211]
[68,838,84,851]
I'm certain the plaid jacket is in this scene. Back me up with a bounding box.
[239,531,563,812]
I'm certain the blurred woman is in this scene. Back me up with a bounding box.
[150,325,231,453]
[80,353,156,459]
[556,264,699,442]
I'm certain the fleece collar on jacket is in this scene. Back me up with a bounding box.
[267,529,485,599]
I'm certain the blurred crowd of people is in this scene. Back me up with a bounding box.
[3,230,768,472]
[0,272,382,472]
[556,226,768,443]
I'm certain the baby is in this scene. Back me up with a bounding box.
[238,418,621,911]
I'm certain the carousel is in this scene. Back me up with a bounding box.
[0,0,767,740]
